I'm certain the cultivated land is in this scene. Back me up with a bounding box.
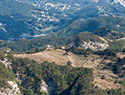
[14,49,125,90]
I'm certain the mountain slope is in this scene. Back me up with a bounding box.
[0,49,125,95]
[56,16,125,37]
[0,0,125,40]
[0,0,35,40]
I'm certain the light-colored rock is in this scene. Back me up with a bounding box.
[40,80,48,94]
[80,41,109,51]
[0,58,12,68]
[113,0,125,7]
[40,80,57,95]
[0,81,22,95]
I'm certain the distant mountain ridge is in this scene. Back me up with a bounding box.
[16,0,125,7]
[14,0,125,18]
[113,0,125,6]
[0,0,125,40]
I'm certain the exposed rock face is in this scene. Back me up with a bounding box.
[80,41,109,51]
[0,58,12,68]
[113,0,125,6]
[0,81,22,95]
[40,80,57,95]
[40,80,49,94]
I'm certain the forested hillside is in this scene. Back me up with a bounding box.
[0,51,125,95]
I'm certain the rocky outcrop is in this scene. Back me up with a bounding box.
[80,41,109,51]
[0,58,12,68]
[113,0,125,6]
[40,80,57,95]
[0,81,22,95]
[40,80,48,94]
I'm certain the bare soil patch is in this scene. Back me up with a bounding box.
[117,52,125,58]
